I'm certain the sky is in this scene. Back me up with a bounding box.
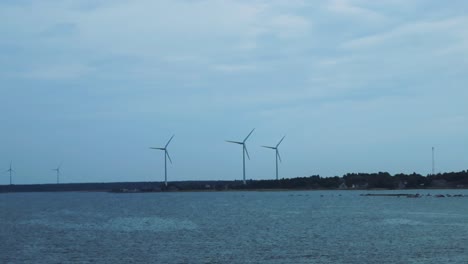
[1,0,467,185]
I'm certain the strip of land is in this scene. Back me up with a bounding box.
[1,170,467,193]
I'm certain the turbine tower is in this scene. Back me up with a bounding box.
[226,128,255,185]
[5,161,14,185]
[150,135,174,187]
[432,146,435,175]
[262,136,285,180]
[52,162,62,184]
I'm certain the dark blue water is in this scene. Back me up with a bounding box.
[1,190,468,263]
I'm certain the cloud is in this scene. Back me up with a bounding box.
[212,64,258,73]
[327,0,384,21]
[256,13,312,39]
[1,1,467,103]
[0,0,314,83]
[39,23,78,38]
[62,0,311,57]
[22,64,94,80]
[342,17,468,50]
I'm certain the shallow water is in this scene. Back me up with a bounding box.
[1,190,468,263]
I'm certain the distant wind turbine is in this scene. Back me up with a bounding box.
[226,129,255,185]
[150,135,174,187]
[4,161,14,185]
[52,162,62,184]
[262,136,285,180]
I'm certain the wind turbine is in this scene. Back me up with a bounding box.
[262,136,285,180]
[150,135,174,187]
[52,162,62,184]
[4,161,14,185]
[226,128,255,185]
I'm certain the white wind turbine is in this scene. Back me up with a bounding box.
[52,162,62,184]
[150,135,174,187]
[262,136,285,180]
[4,161,14,185]
[226,129,255,185]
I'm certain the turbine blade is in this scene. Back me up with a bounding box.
[243,128,255,143]
[165,134,175,148]
[226,140,243,145]
[166,150,173,164]
[244,145,251,160]
[150,147,165,150]
[262,146,276,149]
[277,150,282,163]
[276,136,286,148]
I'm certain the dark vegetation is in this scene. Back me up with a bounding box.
[239,170,468,190]
[1,170,468,193]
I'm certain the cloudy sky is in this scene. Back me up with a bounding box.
[1,0,467,184]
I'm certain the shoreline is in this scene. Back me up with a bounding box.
[2,186,468,194]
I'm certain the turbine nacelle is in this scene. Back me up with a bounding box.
[150,134,175,164]
[4,161,14,173]
[262,136,285,163]
[226,129,255,160]
[263,146,282,162]
[52,162,62,172]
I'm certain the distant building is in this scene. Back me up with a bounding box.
[398,181,407,189]
[431,179,449,188]
[338,182,348,190]
[351,183,368,189]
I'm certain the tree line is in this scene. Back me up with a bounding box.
[1,170,468,192]
[233,170,468,190]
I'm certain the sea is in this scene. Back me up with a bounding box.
[1,189,468,264]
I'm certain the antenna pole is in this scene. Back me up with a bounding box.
[432,147,435,175]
